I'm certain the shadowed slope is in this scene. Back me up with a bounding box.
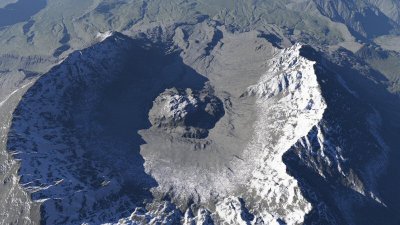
[6,32,208,224]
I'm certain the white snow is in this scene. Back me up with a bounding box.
[243,43,327,224]
[96,31,114,42]
[0,80,35,108]
[215,196,251,225]
[9,42,328,225]
[114,44,327,225]
[161,94,198,121]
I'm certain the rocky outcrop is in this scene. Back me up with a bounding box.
[149,87,224,138]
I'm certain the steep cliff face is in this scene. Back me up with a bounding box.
[282,46,398,225]
[240,43,326,224]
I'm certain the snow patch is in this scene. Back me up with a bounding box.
[0,80,35,108]
[243,43,327,224]
[96,31,114,42]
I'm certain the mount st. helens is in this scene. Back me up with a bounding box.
[5,26,396,225]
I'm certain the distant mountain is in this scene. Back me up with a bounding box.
[313,0,400,38]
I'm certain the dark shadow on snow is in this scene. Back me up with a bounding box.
[281,46,400,225]
[7,32,209,224]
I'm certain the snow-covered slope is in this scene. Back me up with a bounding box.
[7,30,327,224]
[281,46,395,225]
[6,28,396,225]
[241,43,326,224]
[116,42,327,225]
[6,33,194,224]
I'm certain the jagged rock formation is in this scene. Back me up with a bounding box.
[282,46,400,225]
[240,43,326,224]
[149,87,224,139]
